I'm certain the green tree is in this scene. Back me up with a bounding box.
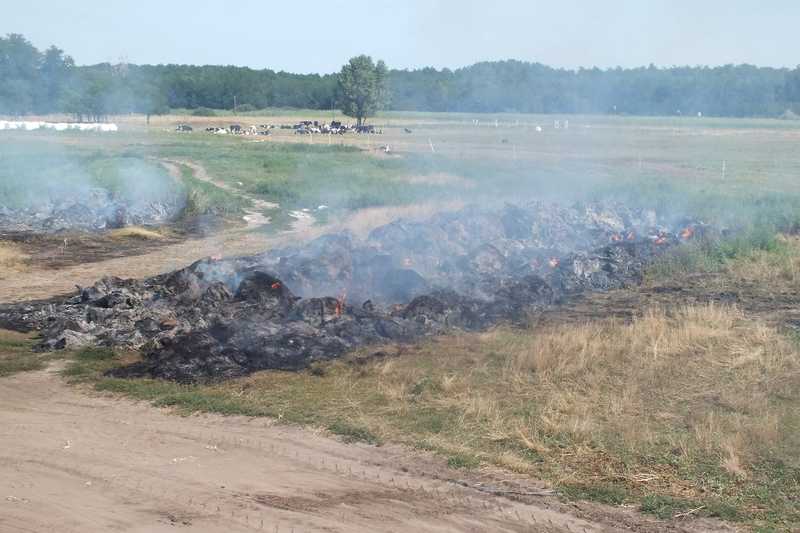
[39,46,74,113]
[337,55,388,126]
[0,34,41,115]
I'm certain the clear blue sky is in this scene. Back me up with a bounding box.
[4,1,798,73]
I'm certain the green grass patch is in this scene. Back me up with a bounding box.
[327,420,381,445]
[0,331,53,377]
[446,453,480,469]
[61,347,119,382]
[640,494,700,519]
[177,164,249,217]
[561,483,629,506]
[0,351,49,376]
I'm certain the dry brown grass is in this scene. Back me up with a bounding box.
[172,304,797,484]
[197,303,797,525]
[108,226,165,241]
[397,173,474,187]
[491,304,798,470]
[0,242,30,276]
[726,234,800,284]
[333,201,465,238]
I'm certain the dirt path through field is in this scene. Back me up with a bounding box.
[160,159,279,229]
[0,365,662,533]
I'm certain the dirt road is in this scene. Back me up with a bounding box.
[0,364,672,533]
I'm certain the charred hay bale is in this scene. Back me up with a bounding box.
[373,268,430,303]
[234,270,294,308]
[139,319,354,382]
[139,328,244,382]
[266,234,355,298]
[485,274,555,320]
[550,242,655,293]
[500,203,535,239]
[289,296,345,326]
[400,290,485,330]
[467,243,507,275]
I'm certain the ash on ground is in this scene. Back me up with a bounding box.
[0,201,709,382]
[0,188,185,234]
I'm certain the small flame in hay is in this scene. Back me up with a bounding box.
[680,226,695,240]
[335,289,347,317]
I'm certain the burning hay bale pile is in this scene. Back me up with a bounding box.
[0,201,707,382]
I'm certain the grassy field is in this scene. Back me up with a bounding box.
[5,110,800,232]
[4,111,800,530]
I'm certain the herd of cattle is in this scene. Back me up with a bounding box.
[175,120,383,136]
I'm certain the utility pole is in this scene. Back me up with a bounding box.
[233,95,237,115]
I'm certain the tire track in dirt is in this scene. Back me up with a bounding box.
[0,365,734,533]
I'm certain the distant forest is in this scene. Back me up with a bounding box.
[4,33,800,120]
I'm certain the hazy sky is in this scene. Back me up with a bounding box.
[4,1,798,73]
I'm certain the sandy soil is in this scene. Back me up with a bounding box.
[0,365,735,533]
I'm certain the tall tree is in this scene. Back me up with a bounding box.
[337,55,388,126]
[39,46,74,113]
[0,34,41,115]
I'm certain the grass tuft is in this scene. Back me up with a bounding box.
[108,226,165,240]
[446,453,480,469]
[561,483,629,506]
[0,242,30,275]
[327,420,381,445]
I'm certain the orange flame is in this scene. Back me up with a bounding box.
[271,282,281,290]
[680,227,694,240]
[654,235,667,245]
[335,289,347,317]
[610,233,623,242]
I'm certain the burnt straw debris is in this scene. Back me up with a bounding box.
[0,187,184,234]
[0,202,709,382]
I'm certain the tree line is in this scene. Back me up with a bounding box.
[3,33,800,120]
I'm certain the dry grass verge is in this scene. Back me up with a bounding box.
[0,241,30,275]
[79,303,800,529]
[108,226,165,241]
[726,234,800,285]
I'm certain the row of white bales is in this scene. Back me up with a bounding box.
[0,120,118,132]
